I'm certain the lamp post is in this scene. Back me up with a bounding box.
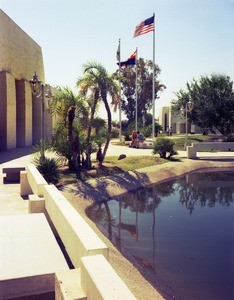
[180,100,194,150]
[30,72,52,141]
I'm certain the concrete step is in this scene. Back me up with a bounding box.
[55,268,87,300]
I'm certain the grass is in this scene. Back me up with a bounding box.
[58,134,218,185]
[173,134,212,150]
[104,155,168,171]
[58,156,174,185]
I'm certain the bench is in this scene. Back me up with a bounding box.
[2,167,25,184]
[125,140,153,149]
[187,142,234,158]
[139,141,153,149]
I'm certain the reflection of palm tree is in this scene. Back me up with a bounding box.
[116,187,162,214]
[152,181,176,197]
[104,202,112,240]
[178,173,234,215]
[87,203,116,240]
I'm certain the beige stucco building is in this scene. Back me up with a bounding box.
[0,9,53,150]
[159,106,202,134]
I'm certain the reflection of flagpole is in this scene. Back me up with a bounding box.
[118,199,122,248]
[135,47,138,132]
[136,197,139,241]
[152,13,155,139]
[117,39,122,141]
[152,196,156,272]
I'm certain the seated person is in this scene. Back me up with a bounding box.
[129,131,138,147]
[137,131,145,143]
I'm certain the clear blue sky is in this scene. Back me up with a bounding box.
[1,0,234,118]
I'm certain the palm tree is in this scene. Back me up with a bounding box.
[77,62,119,165]
[50,87,88,170]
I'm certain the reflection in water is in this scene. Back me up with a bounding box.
[87,170,234,300]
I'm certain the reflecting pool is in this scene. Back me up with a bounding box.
[87,170,234,300]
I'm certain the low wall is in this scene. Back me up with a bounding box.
[25,163,47,196]
[44,184,108,268]
[20,164,136,300]
[81,254,136,300]
[187,142,234,158]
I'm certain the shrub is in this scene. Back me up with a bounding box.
[152,137,177,159]
[110,128,119,138]
[33,156,61,184]
[225,135,234,142]
[141,126,152,138]
[124,132,131,141]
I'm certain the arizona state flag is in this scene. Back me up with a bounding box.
[117,50,137,67]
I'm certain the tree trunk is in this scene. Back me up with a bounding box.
[85,91,99,169]
[68,106,78,170]
[101,93,112,164]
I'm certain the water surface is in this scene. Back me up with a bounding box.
[88,170,234,300]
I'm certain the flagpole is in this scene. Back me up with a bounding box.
[135,47,138,132]
[152,13,155,140]
[118,39,122,141]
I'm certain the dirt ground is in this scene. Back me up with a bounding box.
[61,158,234,300]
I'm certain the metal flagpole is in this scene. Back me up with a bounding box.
[152,13,155,139]
[117,39,122,141]
[135,47,138,132]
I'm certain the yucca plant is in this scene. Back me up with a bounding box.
[33,155,61,184]
[152,137,177,159]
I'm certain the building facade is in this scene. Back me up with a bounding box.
[159,106,202,134]
[0,10,52,150]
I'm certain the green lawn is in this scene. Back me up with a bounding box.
[59,134,219,184]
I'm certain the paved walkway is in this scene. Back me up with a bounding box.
[1,140,234,171]
[0,141,233,215]
[0,142,155,215]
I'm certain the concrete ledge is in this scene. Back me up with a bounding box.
[20,170,33,197]
[28,194,45,214]
[125,140,153,149]
[81,254,136,300]
[0,213,69,299]
[25,163,47,196]
[2,167,25,183]
[44,185,108,268]
[187,142,234,158]
[55,268,86,300]
[139,142,149,149]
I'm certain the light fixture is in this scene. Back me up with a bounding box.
[30,72,52,140]
[180,101,194,150]
[30,72,42,97]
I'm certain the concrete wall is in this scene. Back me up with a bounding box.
[19,165,137,299]
[0,9,45,149]
[187,142,234,158]
[16,80,33,146]
[0,10,44,82]
[44,184,109,268]
[0,72,16,149]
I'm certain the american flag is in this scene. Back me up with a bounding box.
[134,15,155,38]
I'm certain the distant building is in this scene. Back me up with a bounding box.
[159,106,202,134]
[0,10,53,150]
